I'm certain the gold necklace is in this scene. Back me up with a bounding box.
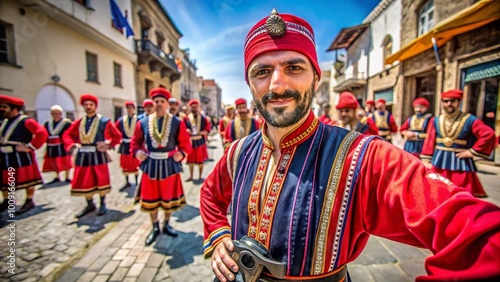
[79,114,101,144]
[122,115,137,138]
[0,115,26,144]
[148,112,172,148]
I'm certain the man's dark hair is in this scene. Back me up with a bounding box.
[324,104,331,109]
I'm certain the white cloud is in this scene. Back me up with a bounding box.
[197,22,253,51]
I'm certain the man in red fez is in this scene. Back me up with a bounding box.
[224,98,260,147]
[421,89,496,198]
[0,95,47,214]
[130,88,192,245]
[200,10,500,282]
[169,98,190,126]
[138,99,155,120]
[400,98,433,157]
[115,101,139,191]
[42,105,73,184]
[63,94,122,218]
[364,100,375,118]
[335,92,378,135]
[371,98,398,142]
[186,99,211,181]
[219,105,235,146]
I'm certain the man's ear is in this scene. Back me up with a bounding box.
[313,71,320,91]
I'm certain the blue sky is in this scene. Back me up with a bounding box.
[160,0,380,105]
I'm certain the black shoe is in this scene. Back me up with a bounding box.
[119,182,132,191]
[97,203,107,216]
[145,226,160,246]
[65,178,72,183]
[75,203,96,218]
[0,201,8,213]
[163,221,178,237]
[17,200,35,214]
[46,178,61,185]
[185,178,193,182]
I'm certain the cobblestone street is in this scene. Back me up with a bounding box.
[1,134,499,282]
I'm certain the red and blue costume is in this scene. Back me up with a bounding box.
[42,118,73,173]
[186,101,211,164]
[115,111,139,175]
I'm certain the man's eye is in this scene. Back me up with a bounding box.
[257,69,269,75]
[289,65,302,71]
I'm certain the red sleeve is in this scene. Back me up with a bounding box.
[389,114,398,133]
[254,119,261,130]
[224,121,234,144]
[356,139,500,281]
[366,118,379,135]
[104,120,122,147]
[130,121,146,155]
[24,119,48,149]
[62,120,80,152]
[400,118,410,132]
[218,119,225,132]
[200,141,238,257]
[204,116,212,132]
[469,119,496,158]
[176,120,192,158]
[420,117,436,160]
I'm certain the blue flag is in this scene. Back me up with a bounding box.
[110,0,134,37]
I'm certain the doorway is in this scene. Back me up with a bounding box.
[35,84,75,123]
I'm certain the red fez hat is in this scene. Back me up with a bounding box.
[244,9,320,82]
[0,95,24,107]
[149,88,171,100]
[189,99,199,106]
[376,99,386,105]
[80,94,98,106]
[235,98,247,106]
[142,99,153,107]
[125,101,135,108]
[412,98,429,108]
[365,100,375,106]
[336,92,359,109]
[441,89,463,100]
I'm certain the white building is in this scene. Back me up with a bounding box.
[0,0,137,122]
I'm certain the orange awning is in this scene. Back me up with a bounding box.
[385,0,500,64]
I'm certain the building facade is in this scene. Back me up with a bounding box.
[0,0,137,122]
[131,0,182,107]
[200,79,222,117]
[171,49,199,105]
[388,0,500,163]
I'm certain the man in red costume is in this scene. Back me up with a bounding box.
[372,98,398,142]
[138,99,154,120]
[42,105,73,184]
[400,98,433,157]
[115,101,139,191]
[130,88,192,245]
[200,9,500,282]
[186,99,211,181]
[317,104,332,125]
[0,95,47,214]
[224,98,260,147]
[219,105,235,146]
[335,91,378,135]
[364,100,375,118]
[421,89,496,198]
[63,94,122,218]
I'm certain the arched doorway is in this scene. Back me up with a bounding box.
[35,84,75,123]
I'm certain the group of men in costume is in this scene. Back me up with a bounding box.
[200,9,500,282]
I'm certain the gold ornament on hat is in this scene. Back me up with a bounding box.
[266,8,286,38]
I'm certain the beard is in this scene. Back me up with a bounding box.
[444,106,457,114]
[254,80,314,128]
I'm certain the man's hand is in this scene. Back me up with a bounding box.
[422,160,433,169]
[136,150,148,162]
[96,141,111,152]
[456,149,474,159]
[15,144,32,152]
[402,131,415,138]
[173,151,184,162]
[212,237,238,282]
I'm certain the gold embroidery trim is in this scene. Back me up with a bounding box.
[148,112,172,148]
[48,118,70,136]
[234,117,253,139]
[79,114,101,144]
[312,131,360,275]
[122,115,137,138]
[374,111,389,129]
[438,113,470,147]
[281,118,318,149]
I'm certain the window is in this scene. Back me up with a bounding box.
[0,21,16,64]
[114,106,123,122]
[86,51,99,83]
[113,62,122,87]
[418,0,434,35]
[74,0,90,7]
[382,35,393,67]
[145,79,154,95]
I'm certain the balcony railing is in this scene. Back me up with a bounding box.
[336,72,366,84]
[135,39,180,82]
[200,95,211,104]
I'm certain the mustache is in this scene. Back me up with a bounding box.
[261,90,301,105]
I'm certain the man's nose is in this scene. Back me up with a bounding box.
[269,69,288,94]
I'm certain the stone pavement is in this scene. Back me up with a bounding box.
[2,133,499,282]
